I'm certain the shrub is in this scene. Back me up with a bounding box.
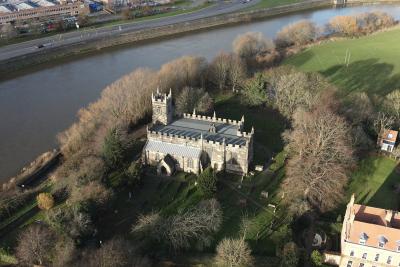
[197,167,217,197]
[280,242,299,267]
[125,161,143,188]
[310,250,323,267]
[0,248,17,265]
[275,20,317,48]
[37,192,55,210]
[46,206,94,241]
[215,238,253,267]
[233,32,274,58]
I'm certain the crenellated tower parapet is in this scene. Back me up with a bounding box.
[152,88,173,125]
[183,111,245,128]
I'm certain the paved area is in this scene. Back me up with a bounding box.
[0,0,260,62]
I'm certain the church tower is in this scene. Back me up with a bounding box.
[152,88,173,125]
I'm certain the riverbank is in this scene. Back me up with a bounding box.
[0,0,332,74]
[3,0,400,74]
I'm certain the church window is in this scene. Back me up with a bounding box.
[188,158,193,168]
[229,152,238,165]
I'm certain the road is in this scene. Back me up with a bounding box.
[0,0,260,62]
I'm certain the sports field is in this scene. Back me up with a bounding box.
[285,27,400,96]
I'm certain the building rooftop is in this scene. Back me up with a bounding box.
[380,129,398,144]
[150,117,248,146]
[0,5,11,12]
[15,2,32,9]
[144,140,202,159]
[33,0,55,6]
[347,203,400,252]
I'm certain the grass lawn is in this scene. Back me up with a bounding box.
[244,0,302,11]
[215,93,287,165]
[90,2,214,29]
[284,27,400,96]
[347,155,400,210]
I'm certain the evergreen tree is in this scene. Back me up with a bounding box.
[103,128,125,169]
[197,167,217,197]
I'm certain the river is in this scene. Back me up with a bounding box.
[1,4,400,182]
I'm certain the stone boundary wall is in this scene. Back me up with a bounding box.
[1,149,61,191]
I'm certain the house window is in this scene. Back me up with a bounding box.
[187,158,193,169]
[359,232,368,245]
[347,261,352,267]
[375,254,379,261]
[387,256,392,264]
[350,251,354,257]
[362,253,367,259]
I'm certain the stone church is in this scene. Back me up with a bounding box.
[142,89,254,176]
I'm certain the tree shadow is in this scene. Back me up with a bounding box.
[285,49,315,68]
[320,59,400,96]
[367,162,400,210]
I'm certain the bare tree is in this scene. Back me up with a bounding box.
[157,56,207,91]
[232,32,274,59]
[282,103,354,212]
[208,52,231,91]
[356,11,395,34]
[82,238,150,267]
[343,92,374,124]
[16,225,55,266]
[384,90,400,120]
[52,237,77,267]
[175,87,213,115]
[327,15,359,37]
[215,238,254,267]
[132,199,223,251]
[265,69,327,118]
[275,20,317,48]
[227,54,247,92]
[69,181,112,207]
[373,111,395,135]
[0,24,17,39]
[196,92,214,114]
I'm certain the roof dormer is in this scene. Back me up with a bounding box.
[359,232,368,245]
[378,235,388,248]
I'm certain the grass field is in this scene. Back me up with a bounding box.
[286,28,400,211]
[244,0,302,11]
[214,93,287,165]
[284,27,400,96]
[347,155,400,210]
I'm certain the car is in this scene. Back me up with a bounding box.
[36,44,44,48]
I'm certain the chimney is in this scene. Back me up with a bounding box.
[385,210,393,226]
